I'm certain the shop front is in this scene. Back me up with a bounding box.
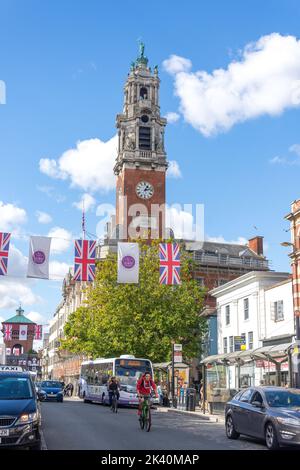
[202,342,294,414]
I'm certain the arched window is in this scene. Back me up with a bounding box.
[140,87,148,100]
[12,344,23,356]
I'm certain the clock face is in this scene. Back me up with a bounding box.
[136,181,154,199]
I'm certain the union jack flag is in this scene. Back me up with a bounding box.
[34,325,43,340]
[159,243,181,285]
[74,239,96,282]
[0,232,11,276]
[3,324,12,341]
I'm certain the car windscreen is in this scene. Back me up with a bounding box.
[115,359,152,386]
[0,376,33,400]
[265,390,300,408]
[41,381,62,388]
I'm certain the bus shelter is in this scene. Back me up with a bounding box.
[153,361,190,405]
[201,342,294,414]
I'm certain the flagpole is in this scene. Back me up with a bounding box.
[82,201,86,240]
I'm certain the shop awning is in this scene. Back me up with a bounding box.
[201,342,294,365]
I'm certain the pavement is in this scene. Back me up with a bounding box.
[40,397,265,450]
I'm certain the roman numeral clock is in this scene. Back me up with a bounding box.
[114,44,168,240]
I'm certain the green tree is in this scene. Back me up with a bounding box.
[62,240,207,362]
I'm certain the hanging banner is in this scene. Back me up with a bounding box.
[4,324,12,341]
[117,242,139,284]
[27,236,51,279]
[19,325,28,341]
[159,243,181,285]
[0,232,11,276]
[34,325,43,340]
[74,239,96,282]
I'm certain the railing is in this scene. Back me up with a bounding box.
[139,150,152,159]
[193,252,268,269]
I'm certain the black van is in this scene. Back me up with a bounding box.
[0,367,42,449]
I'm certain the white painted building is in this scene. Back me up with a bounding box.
[209,271,294,389]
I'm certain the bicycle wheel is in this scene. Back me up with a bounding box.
[139,414,145,429]
[114,397,118,413]
[145,406,151,432]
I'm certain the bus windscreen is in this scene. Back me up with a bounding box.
[115,359,152,386]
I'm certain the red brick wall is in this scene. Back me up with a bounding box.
[3,324,35,354]
[116,167,166,240]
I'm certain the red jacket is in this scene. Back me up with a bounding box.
[137,375,157,395]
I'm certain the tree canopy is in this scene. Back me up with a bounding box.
[62,240,207,363]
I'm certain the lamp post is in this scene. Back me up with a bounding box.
[281,241,300,387]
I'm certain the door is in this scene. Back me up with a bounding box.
[247,391,266,438]
[233,388,254,434]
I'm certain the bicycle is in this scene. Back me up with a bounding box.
[139,395,152,432]
[111,391,118,413]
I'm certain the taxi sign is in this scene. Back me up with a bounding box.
[0,365,23,372]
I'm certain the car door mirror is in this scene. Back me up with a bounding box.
[252,400,263,408]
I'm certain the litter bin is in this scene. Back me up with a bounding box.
[186,387,196,411]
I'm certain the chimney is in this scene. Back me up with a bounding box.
[248,236,264,256]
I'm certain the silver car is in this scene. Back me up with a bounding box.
[225,386,300,449]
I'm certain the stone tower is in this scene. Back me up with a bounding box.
[114,43,168,241]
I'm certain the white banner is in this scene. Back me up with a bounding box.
[27,236,51,279]
[19,325,28,341]
[117,242,139,284]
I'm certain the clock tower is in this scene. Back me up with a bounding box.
[114,44,168,240]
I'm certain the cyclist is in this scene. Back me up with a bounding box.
[136,372,158,420]
[107,376,120,407]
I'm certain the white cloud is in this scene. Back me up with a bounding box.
[206,235,248,245]
[166,207,195,239]
[164,112,180,123]
[270,143,300,165]
[167,160,182,178]
[0,202,27,232]
[73,193,96,212]
[36,210,52,224]
[36,185,66,203]
[49,261,71,280]
[48,227,72,254]
[163,55,192,74]
[289,144,300,156]
[27,311,47,324]
[164,33,300,136]
[39,135,118,192]
[0,245,41,310]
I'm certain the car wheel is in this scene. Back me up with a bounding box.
[30,440,42,450]
[226,415,240,440]
[265,422,279,450]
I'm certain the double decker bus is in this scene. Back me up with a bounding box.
[79,355,153,406]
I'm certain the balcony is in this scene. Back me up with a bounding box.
[193,252,269,270]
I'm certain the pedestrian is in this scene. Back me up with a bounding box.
[156,382,163,406]
[69,382,74,397]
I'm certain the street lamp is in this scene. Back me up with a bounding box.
[281,240,300,388]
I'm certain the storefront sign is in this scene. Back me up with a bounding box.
[234,336,246,351]
[255,360,289,371]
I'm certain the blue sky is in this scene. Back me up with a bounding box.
[0,0,300,335]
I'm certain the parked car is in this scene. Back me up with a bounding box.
[40,380,64,402]
[225,386,300,449]
[0,366,42,449]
